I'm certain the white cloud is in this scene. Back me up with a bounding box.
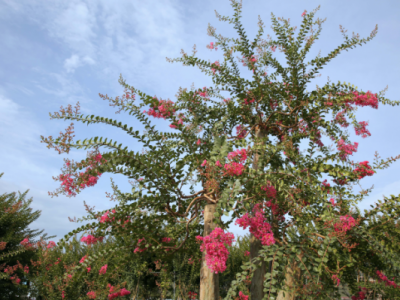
[64,54,95,73]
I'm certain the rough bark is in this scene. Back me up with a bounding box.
[199,202,219,300]
[276,253,303,300]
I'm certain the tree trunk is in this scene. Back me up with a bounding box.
[250,125,268,300]
[276,253,303,300]
[250,126,302,300]
[199,202,219,300]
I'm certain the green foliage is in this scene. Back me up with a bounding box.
[0,172,55,300]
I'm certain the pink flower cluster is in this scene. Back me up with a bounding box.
[59,153,106,197]
[215,161,222,167]
[243,98,255,105]
[227,149,247,162]
[334,110,350,128]
[353,161,374,180]
[81,234,104,245]
[238,291,249,300]
[331,274,340,287]
[351,290,366,300]
[47,241,56,249]
[99,264,108,275]
[143,98,175,119]
[195,227,235,274]
[162,237,172,243]
[100,210,116,223]
[347,91,378,109]
[333,178,348,186]
[244,251,250,257]
[134,238,150,254]
[206,42,218,51]
[211,60,220,75]
[354,121,371,138]
[107,284,131,300]
[188,291,198,299]
[224,162,245,176]
[376,270,400,288]
[261,184,277,199]
[20,238,33,248]
[80,255,87,264]
[321,179,331,194]
[195,86,210,99]
[235,204,275,246]
[334,215,356,233]
[236,125,247,139]
[265,199,286,222]
[301,10,307,17]
[337,139,358,161]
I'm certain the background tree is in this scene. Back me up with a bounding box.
[0,172,55,300]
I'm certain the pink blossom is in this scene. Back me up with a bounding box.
[20,238,29,245]
[353,161,374,180]
[134,238,150,253]
[224,162,245,176]
[334,215,356,233]
[332,274,340,287]
[196,139,201,145]
[243,98,255,105]
[235,204,275,246]
[196,228,235,274]
[215,161,222,167]
[81,234,104,245]
[207,42,217,50]
[100,211,116,224]
[301,10,307,17]
[87,266,91,273]
[79,255,87,264]
[244,251,250,257]
[99,264,108,275]
[329,198,336,207]
[227,149,247,163]
[236,125,247,139]
[162,237,171,243]
[201,160,207,167]
[347,91,378,109]
[47,241,56,249]
[321,179,331,194]
[261,184,277,199]
[337,139,358,161]
[144,99,175,119]
[169,124,177,129]
[87,291,96,299]
[239,291,249,300]
[354,121,371,138]
[211,60,220,75]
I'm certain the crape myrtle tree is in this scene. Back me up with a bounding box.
[0,172,56,300]
[27,0,400,299]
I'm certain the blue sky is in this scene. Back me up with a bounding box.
[1,0,400,246]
